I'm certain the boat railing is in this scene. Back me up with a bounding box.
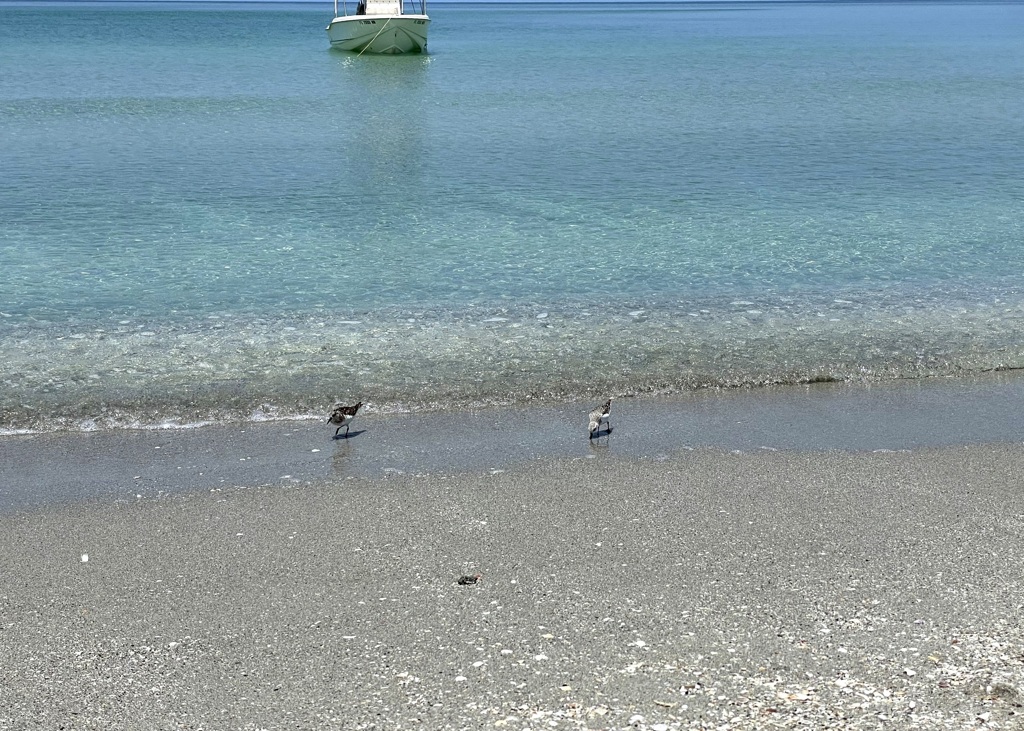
[333,0,425,18]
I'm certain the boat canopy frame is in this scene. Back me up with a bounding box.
[334,0,425,18]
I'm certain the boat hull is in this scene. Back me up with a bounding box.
[326,14,429,54]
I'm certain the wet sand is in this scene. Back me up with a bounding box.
[5,374,1024,511]
[2,378,1024,729]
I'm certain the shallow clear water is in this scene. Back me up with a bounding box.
[2,0,1024,431]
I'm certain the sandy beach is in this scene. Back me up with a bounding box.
[3,379,1024,730]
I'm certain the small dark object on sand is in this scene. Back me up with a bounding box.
[457,574,482,585]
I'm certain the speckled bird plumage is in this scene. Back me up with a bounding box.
[328,401,362,437]
[588,398,613,439]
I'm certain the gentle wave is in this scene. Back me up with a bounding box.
[4,289,1023,434]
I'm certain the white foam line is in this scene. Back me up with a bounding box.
[0,428,41,437]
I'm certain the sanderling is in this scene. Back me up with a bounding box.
[588,398,613,440]
[328,401,363,438]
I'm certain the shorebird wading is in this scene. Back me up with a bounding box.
[588,398,613,439]
[328,401,362,437]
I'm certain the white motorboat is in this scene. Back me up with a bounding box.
[326,0,429,55]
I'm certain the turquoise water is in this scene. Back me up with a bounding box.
[2,0,1023,431]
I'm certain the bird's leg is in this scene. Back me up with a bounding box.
[335,425,342,436]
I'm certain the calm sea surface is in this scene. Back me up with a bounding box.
[1,0,1023,432]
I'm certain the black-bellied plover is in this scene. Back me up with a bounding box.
[457,573,483,585]
[328,401,362,438]
[588,398,613,439]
